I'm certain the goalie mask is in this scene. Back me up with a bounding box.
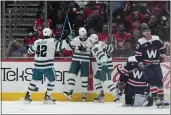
[127,56,139,69]
[141,23,151,40]
[43,28,52,37]
[89,34,98,45]
[79,27,87,41]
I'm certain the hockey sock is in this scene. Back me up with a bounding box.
[46,81,55,96]
[150,86,157,101]
[94,79,103,95]
[67,73,76,92]
[104,80,116,96]
[157,87,164,100]
[27,80,38,96]
[81,77,88,93]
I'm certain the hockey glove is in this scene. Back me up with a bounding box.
[138,62,145,69]
[116,82,126,92]
[26,45,31,50]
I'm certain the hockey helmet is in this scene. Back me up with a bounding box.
[43,28,52,37]
[128,56,139,69]
[79,27,87,41]
[89,34,98,44]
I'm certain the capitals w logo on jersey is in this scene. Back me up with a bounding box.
[133,70,143,79]
[147,50,157,58]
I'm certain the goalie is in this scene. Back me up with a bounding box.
[116,56,153,107]
[89,34,116,102]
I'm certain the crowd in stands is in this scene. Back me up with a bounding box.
[6,1,170,58]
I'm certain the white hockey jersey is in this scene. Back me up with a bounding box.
[63,36,93,62]
[28,38,58,69]
[91,41,114,70]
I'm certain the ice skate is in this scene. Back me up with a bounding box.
[24,92,32,104]
[94,91,104,103]
[43,93,56,104]
[82,93,86,102]
[156,99,169,109]
[63,90,73,100]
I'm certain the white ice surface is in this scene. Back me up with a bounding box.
[2,101,170,114]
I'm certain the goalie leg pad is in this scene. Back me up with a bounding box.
[133,94,147,107]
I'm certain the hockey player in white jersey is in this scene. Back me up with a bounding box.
[62,27,93,101]
[24,28,60,104]
[89,34,116,102]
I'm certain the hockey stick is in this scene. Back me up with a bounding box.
[57,2,71,53]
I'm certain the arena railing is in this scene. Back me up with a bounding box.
[2,56,170,62]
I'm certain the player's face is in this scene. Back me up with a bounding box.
[80,35,87,41]
[143,30,151,40]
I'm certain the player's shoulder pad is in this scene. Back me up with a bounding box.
[74,36,79,40]
[151,35,160,42]
[128,56,138,63]
[137,37,147,45]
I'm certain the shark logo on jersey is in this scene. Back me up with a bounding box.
[133,70,143,79]
[78,44,87,52]
[147,50,157,58]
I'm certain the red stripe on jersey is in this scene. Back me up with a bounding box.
[127,79,147,87]
[135,51,142,54]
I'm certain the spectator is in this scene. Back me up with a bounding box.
[148,15,160,35]
[120,39,134,57]
[51,10,64,30]
[132,1,148,14]
[132,29,141,42]
[23,32,37,47]
[33,11,52,39]
[73,12,85,35]
[125,10,145,33]
[85,7,104,33]
[131,29,141,50]
[6,39,27,58]
[157,16,170,41]
[52,24,62,39]
[98,24,108,43]
[112,23,118,36]
[33,11,52,32]
[83,1,101,20]
[114,24,132,49]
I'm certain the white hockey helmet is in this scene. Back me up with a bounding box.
[43,28,52,37]
[89,34,98,44]
[79,27,87,41]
